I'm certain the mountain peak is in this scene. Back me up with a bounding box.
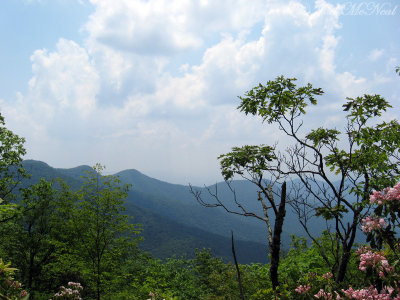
[22,159,51,168]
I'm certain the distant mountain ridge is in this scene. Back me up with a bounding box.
[19,160,271,263]
[23,160,362,263]
[20,160,362,263]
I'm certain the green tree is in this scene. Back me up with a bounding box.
[0,113,28,222]
[0,178,75,297]
[233,75,400,283]
[72,164,141,300]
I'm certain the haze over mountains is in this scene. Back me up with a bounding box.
[20,159,330,264]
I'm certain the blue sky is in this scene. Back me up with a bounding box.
[0,0,399,185]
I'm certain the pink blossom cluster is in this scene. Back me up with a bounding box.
[357,248,392,278]
[6,278,21,288]
[19,290,28,298]
[361,216,387,233]
[3,277,27,298]
[323,272,333,280]
[53,282,83,300]
[341,285,400,299]
[295,284,311,294]
[67,282,82,290]
[370,182,400,205]
[314,288,333,299]
[312,286,400,299]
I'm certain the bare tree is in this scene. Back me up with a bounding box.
[190,144,288,290]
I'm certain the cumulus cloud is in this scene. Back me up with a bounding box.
[85,0,201,55]
[29,38,99,117]
[2,38,99,139]
[2,0,398,184]
[85,0,266,54]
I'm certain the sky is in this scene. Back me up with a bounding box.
[0,0,399,185]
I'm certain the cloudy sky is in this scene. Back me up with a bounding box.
[0,0,399,185]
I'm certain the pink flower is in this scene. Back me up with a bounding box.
[386,286,394,295]
[295,284,311,294]
[342,285,397,299]
[357,247,392,277]
[361,216,386,233]
[20,290,28,297]
[370,182,400,205]
[314,289,332,299]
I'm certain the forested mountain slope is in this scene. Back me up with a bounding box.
[20,160,270,263]
[22,160,360,263]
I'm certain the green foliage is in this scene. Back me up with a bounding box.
[0,164,143,299]
[0,198,18,223]
[218,145,276,180]
[343,94,391,123]
[112,249,248,300]
[238,76,323,123]
[306,128,340,147]
[279,235,331,283]
[0,114,28,222]
[259,234,362,298]
[326,95,400,193]
[0,179,66,296]
[72,164,141,299]
[318,95,400,193]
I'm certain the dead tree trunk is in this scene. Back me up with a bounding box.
[269,181,286,290]
[190,178,288,291]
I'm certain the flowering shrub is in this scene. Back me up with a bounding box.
[370,182,400,205]
[341,285,399,299]
[295,284,311,294]
[357,246,393,278]
[314,288,333,299]
[53,282,83,300]
[322,272,333,280]
[292,269,339,299]
[294,182,400,299]
[0,258,28,300]
[361,216,386,233]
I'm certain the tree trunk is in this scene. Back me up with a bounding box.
[336,216,358,283]
[28,251,34,290]
[270,182,286,290]
[97,256,101,300]
[231,231,245,300]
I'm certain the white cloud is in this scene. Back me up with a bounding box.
[85,0,266,55]
[29,38,99,117]
[81,0,269,108]
[1,0,399,184]
[85,0,200,55]
[368,48,384,62]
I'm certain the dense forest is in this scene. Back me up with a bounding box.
[1,73,400,299]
